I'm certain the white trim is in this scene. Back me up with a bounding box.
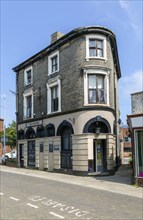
[83,68,110,106]
[48,51,59,75]
[46,76,61,114]
[134,129,143,177]
[24,66,33,86]
[86,34,107,61]
[23,88,34,119]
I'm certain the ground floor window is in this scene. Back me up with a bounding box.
[135,130,143,177]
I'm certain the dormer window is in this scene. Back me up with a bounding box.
[24,66,33,86]
[48,51,59,75]
[86,35,107,60]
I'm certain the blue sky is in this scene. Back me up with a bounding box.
[0,0,142,127]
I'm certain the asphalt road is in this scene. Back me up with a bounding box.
[0,171,142,220]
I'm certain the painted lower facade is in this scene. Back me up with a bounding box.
[18,110,117,174]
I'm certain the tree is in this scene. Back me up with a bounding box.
[0,121,16,149]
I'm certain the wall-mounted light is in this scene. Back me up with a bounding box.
[33,113,36,118]
[95,127,100,134]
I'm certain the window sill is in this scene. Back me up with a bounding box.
[84,103,109,107]
[48,70,59,76]
[47,110,61,115]
[86,57,107,62]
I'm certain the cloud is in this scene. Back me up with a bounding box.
[119,70,143,123]
[119,70,143,99]
[118,0,142,40]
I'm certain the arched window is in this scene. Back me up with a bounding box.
[83,116,111,134]
[18,129,25,140]
[25,127,36,139]
[36,125,45,138]
[45,124,55,137]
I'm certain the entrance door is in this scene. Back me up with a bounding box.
[19,144,24,167]
[28,141,35,167]
[61,127,72,169]
[94,140,106,172]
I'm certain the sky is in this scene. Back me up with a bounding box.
[0,0,143,127]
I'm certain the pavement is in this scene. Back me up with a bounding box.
[0,164,142,199]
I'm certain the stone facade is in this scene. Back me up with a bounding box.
[131,91,143,114]
[13,26,121,174]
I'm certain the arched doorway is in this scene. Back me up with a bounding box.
[57,121,74,169]
[83,116,111,172]
[25,127,36,167]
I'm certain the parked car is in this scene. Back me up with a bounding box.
[5,151,17,159]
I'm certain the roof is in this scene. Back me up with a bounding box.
[12,26,121,78]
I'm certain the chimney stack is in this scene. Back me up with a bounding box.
[51,32,64,44]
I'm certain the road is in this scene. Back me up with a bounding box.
[0,171,142,220]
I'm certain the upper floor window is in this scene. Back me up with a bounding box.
[24,66,33,86]
[83,68,109,106]
[86,35,107,60]
[88,74,105,104]
[26,95,32,118]
[51,85,58,112]
[48,51,59,75]
[46,76,61,114]
[89,39,103,57]
[23,88,34,119]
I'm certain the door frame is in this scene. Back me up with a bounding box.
[93,139,106,172]
[27,140,35,167]
[19,144,24,167]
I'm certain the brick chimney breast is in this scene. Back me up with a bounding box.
[51,32,65,44]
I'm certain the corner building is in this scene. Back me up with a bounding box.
[13,26,121,174]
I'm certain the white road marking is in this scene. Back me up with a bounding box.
[27,203,39,209]
[49,212,64,219]
[0,192,4,195]
[9,197,19,201]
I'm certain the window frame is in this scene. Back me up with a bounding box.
[83,68,109,106]
[23,88,34,119]
[48,51,59,75]
[46,76,61,114]
[24,66,33,86]
[86,35,107,61]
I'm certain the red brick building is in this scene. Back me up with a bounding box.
[0,119,11,156]
[119,125,132,164]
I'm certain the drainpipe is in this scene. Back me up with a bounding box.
[114,72,118,170]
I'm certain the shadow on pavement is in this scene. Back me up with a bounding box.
[92,165,133,185]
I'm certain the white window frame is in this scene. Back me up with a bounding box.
[83,68,109,106]
[48,51,59,75]
[23,88,34,119]
[46,76,61,114]
[86,35,107,61]
[24,66,33,86]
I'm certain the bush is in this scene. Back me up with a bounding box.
[5,158,17,167]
